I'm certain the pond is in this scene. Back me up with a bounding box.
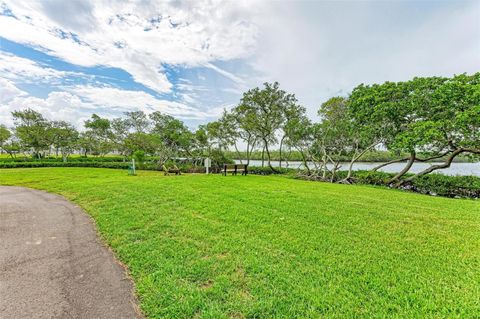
[234,160,480,177]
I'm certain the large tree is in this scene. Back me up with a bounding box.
[279,103,307,168]
[236,82,297,171]
[231,104,258,166]
[399,73,480,183]
[84,114,113,156]
[283,112,314,174]
[150,111,194,160]
[111,117,131,159]
[0,124,11,152]
[50,121,79,162]
[12,109,51,159]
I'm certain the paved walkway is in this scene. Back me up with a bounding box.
[0,186,142,318]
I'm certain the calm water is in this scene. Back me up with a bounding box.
[235,160,480,177]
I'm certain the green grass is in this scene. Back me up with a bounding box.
[1,168,479,318]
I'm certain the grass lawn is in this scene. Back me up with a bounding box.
[1,168,479,318]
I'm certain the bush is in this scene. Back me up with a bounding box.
[0,161,131,169]
[407,174,480,198]
[298,170,480,199]
[247,166,296,175]
[0,156,128,163]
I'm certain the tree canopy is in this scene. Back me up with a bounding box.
[1,73,478,185]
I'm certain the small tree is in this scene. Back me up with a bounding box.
[279,103,307,168]
[400,73,480,183]
[231,104,258,166]
[111,118,130,160]
[150,111,194,163]
[50,121,79,162]
[0,125,12,153]
[12,109,51,159]
[283,114,314,174]
[84,114,113,156]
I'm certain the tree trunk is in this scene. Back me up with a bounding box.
[322,152,328,179]
[234,143,242,164]
[342,143,378,182]
[400,148,477,184]
[296,147,310,174]
[261,146,265,167]
[246,138,256,167]
[278,135,285,168]
[331,161,341,182]
[246,140,250,166]
[264,139,278,172]
[388,151,416,184]
[286,148,292,168]
[372,157,408,172]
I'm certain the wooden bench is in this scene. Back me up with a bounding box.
[223,164,248,176]
[162,164,181,176]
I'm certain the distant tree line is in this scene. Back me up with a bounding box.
[0,72,478,186]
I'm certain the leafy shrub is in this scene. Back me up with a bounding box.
[300,170,480,199]
[0,156,128,163]
[247,166,296,175]
[0,161,131,169]
[209,149,235,168]
[334,170,393,185]
[408,174,480,198]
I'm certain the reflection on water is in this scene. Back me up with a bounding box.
[235,160,480,177]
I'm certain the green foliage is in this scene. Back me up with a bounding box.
[83,114,114,156]
[208,148,234,168]
[1,168,479,318]
[3,72,479,183]
[12,108,51,158]
[0,124,11,146]
[0,155,127,163]
[348,73,480,181]
[247,166,296,175]
[133,150,146,165]
[235,82,301,169]
[319,170,480,199]
[0,161,131,169]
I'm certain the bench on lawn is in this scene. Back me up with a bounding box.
[162,164,181,176]
[223,164,248,176]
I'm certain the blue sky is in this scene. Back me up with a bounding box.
[0,0,479,128]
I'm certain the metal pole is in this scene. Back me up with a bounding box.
[132,159,136,175]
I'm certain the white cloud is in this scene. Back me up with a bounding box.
[0,0,478,124]
[0,51,90,84]
[249,1,480,118]
[67,85,217,118]
[0,78,27,104]
[0,80,222,128]
[0,0,260,93]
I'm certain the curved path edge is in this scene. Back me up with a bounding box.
[0,186,144,318]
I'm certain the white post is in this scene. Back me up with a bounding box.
[205,157,210,174]
[132,158,136,175]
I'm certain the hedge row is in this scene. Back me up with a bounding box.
[246,166,296,175]
[0,156,128,163]
[245,167,479,199]
[0,161,132,169]
[1,162,477,199]
[0,162,294,174]
[305,170,480,199]
[0,161,207,173]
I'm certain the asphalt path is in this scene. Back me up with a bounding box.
[0,186,143,318]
